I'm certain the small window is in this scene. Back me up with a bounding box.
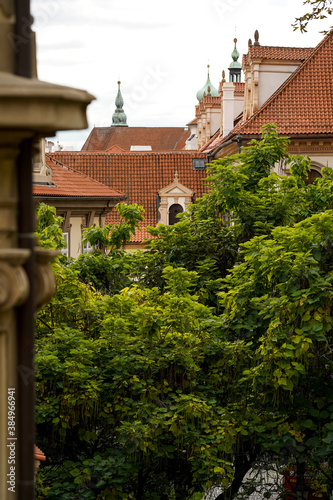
[192,158,206,170]
[169,204,183,225]
[82,241,94,254]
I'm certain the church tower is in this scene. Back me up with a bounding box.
[112,81,128,127]
[228,38,241,82]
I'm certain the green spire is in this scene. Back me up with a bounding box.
[229,38,241,69]
[196,65,219,102]
[229,38,242,82]
[112,81,128,127]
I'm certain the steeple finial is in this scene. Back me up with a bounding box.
[112,81,128,127]
[254,30,260,46]
[232,38,239,62]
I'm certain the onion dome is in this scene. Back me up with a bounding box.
[229,38,242,82]
[196,65,219,102]
[229,38,241,69]
[112,81,128,127]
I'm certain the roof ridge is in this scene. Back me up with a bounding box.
[46,154,75,172]
[249,44,313,50]
[52,150,206,157]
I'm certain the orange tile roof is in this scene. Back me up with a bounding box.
[202,33,333,153]
[186,118,198,126]
[199,129,220,153]
[34,445,46,461]
[82,127,191,152]
[202,95,221,105]
[106,144,126,153]
[246,45,313,62]
[237,33,333,136]
[218,82,245,95]
[33,157,124,198]
[234,82,245,93]
[50,151,209,242]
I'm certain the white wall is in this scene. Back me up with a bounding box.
[70,217,83,259]
[258,63,299,108]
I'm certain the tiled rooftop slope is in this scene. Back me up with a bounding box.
[51,151,209,242]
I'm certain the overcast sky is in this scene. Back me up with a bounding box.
[31,0,331,150]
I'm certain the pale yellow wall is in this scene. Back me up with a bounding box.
[234,94,244,119]
[243,61,301,119]
[70,217,84,259]
[308,155,333,168]
[258,63,299,108]
[67,215,105,259]
[210,108,221,136]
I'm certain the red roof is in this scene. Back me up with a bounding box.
[236,33,333,136]
[199,129,220,153]
[81,127,191,152]
[202,33,333,153]
[234,82,245,93]
[50,151,209,242]
[244,45,313,64]
[106,144,126,153]
[33,157,124,199]
[186,118,198,126]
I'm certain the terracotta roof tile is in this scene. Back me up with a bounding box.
[202,95,221,105]
[50,151,209,242]
[203,33,333,152]
[33,157,124,198]
[247,45,313,62]
[82,127,191,152]
[199,129,220,153]
[186,118,198,126]
[234,82,245,93]
[237,33,333,137]
[106,144,126,153]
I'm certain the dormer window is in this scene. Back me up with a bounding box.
[158,173,194,225]
[192,158,206,170]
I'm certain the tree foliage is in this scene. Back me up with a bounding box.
[293,0,333,32]
[35,125,333,499]
[82,203,145,254]
[35,203,67,251]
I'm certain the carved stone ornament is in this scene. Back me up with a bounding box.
[0,249,30,311]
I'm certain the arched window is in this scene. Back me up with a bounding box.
[169,204,183,225]
[309,168,322,184]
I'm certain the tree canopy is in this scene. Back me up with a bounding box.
[35,125,333,499]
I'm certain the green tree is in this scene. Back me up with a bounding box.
[82,202,145,254]
[35,265,237,499]
[35,203,66,251]
[35,125,333,499]
[71,203,145,295]
[293,0,333,32]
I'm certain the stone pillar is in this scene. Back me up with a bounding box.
[222,82,235,137]
[0,2,94,498]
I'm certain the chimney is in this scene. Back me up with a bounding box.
[222,82,235,137]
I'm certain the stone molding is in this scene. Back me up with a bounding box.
[0,249,30,313]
